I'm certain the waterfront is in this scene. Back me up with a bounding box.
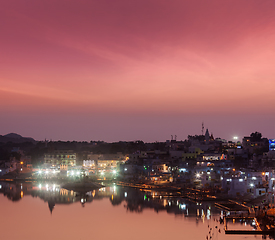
[0,181,269,240]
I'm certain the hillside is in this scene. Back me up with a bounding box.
[0,133,36,143]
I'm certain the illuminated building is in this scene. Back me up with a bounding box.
[86,153,127,171]
[269,139,275,151]
[44,150,76,167]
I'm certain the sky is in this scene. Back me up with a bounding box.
[0,0,275,142]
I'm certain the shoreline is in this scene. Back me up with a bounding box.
[0,177,265,204]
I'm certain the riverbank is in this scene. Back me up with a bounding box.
[0,174,273,207]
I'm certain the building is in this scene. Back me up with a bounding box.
[44,150,76,168]
[269,139,275,151]
[182,147,204,162]
[242,136,268,154]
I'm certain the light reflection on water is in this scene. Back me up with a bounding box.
[0,182,264,240]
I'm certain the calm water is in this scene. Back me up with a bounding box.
[0,181,265,240]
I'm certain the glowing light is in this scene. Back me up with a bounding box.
[124,192,127,197]
[196,173,200,178]
[250,183,254,187]
[180,204,186,210]
[20,162,23,164]
[113,170,116,174]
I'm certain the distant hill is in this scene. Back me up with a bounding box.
[4,133,23,139]
[0,133,36,143]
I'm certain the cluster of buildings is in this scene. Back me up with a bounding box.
[38,150,128,179]
[122,132,275,199]
[0,147,32,176]
[1,131,275,200]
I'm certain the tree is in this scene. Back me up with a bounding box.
[250,132,262,142]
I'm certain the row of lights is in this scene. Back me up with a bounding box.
[100,170,117,175]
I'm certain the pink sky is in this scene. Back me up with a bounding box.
[0,0,275,142]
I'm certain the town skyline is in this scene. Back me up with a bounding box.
[0,129,272,143]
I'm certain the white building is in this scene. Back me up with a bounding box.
[44,150,76,167]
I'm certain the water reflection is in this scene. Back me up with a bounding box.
[122,188,222,224]
[0,181,222,220]
[0,181,267,240]
[0,181,32,202]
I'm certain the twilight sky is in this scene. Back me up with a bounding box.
[1,0,275,142]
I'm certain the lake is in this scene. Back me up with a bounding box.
[0,181,265,240]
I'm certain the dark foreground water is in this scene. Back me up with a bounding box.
[0,182,266,240]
